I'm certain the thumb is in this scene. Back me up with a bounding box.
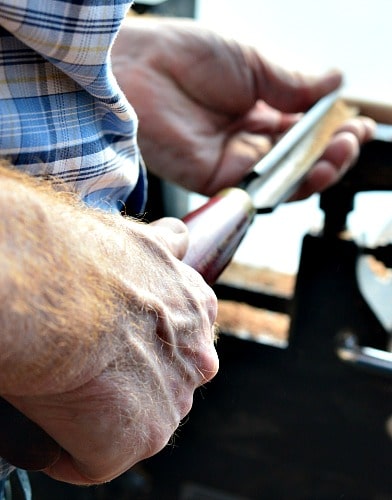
[250,49,343,112]
[149,217,189,260]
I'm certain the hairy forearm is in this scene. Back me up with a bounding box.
[0,164,130,396]
[0,163,218,483]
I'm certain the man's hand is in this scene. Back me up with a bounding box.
[112,17,375,199]
[0,166,218,484]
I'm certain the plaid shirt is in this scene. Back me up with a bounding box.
[0,0,145,213]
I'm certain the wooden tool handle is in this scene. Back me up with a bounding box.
[182,187,256,285]
[0,397,61,470]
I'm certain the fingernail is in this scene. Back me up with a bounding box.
[154,217,188,235]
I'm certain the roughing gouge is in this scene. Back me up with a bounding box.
[0,89,355,471]
[183,90,356,284]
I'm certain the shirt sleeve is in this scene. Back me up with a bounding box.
[0,1,133,99]
[0,1,146,213]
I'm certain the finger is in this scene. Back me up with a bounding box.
[44,450,99,485]
[250,48,343,112]
[291,132,360,200]
[335,116,376,143]
[290,115,376,201]
[232,100,301,135]
[204,132,273,195]
[149,217,189,259]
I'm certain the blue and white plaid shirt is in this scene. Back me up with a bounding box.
[0,0,145,495]
[0,0,145,213]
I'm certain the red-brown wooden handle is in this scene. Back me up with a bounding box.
[182,187,256,285]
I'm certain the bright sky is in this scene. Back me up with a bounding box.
[187,0,392,274]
